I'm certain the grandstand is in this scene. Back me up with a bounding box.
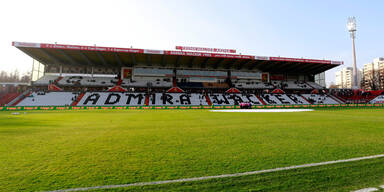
[4,42,384,192]
[0,41,361,107]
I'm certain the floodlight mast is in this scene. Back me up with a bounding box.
[347,17,359,89]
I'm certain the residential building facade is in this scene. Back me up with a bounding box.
[335,67,362,89]
[362,57,384,90]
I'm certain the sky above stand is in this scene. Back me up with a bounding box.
[1,0,383,86]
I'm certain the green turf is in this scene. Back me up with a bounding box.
[1,108,384,192]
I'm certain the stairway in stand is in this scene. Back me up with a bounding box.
[300,95,313,104]
[117,79,123,86]
[0,93,22,106]
[71,93,85,106]
[255,95,267,105]
[205,95,212,106]
[145,94,150,106]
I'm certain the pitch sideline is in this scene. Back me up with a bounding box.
[46,154,384,192]
[210,109,314,112]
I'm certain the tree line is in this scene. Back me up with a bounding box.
[0,70,31,83]
[361,69,384,90]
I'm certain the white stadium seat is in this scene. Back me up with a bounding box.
[121,79,172,88]
[306,82,324,89]
[33,75,60,85]
[15,92,341,106]
[149,93,207,106]
[208,94,263,105]
[78,92,146,106]
[302,94,338,104]
[17,92,77,106]
[134,68,173,76]
[369,95,384,104]
[177,70,227,77]
[233,80,274,89]
[58,76,116,87]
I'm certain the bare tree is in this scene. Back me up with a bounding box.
[20,72,31,83]
[328,82,338,89]
[364,70,382,90]
[360,74,366,89]
[0,70,31,83]
[379,68,384,90]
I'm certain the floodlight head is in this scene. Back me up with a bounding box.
[347,17,357,32]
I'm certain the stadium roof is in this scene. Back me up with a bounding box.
[13,41,343,74]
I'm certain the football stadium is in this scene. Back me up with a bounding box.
[1,41,384,192]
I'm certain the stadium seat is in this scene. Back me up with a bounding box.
[302,94,338,104]
[14,90,349,107]
[17,92,78,106]
[33,75,61,85]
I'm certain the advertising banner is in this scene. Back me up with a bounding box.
[176,46,236,53]
[1,103,383,111]
[121,67,132,79]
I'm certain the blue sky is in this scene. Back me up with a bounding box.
[1,0,383,86]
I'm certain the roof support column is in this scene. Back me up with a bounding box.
[37,61,41,80]
[91,66,94,78]
[31,59,35,82]
[60,65,63,77]
[161,55,167,67]
[130,54,137,67]
[175,56,181,68]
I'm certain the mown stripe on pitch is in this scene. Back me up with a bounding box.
[45,154,384,192]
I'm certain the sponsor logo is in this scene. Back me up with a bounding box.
[255,56,269,60]
[13,42,40,48]
[144,49,164,54]
[176,46,236,53]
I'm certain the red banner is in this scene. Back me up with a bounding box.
[12,41,343,65]
[261,73,269,82]
[121,68,132,79]
[270,74,284,80]
[40,43,144,54]
[270,57,332,64]
[164,51,254,59]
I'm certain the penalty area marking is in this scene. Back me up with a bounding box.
[211,109,314,112]
[46,154,384,192]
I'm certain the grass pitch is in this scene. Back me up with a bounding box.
[1,108,384,191]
